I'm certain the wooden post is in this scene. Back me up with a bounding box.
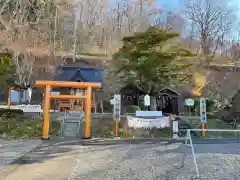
[7,88,11,108]
[115,120,119,137]
[202,123,206,137]
[84,86,92,138]
[42,85,51,139]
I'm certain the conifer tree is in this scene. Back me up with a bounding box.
[113,27,196,94]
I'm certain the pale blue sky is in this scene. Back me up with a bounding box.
[157,0,184,10]
[157,0,240,37]
[157,0,240,12]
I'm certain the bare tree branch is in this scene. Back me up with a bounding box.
[185,0,233,65]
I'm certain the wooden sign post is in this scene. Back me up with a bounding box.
[111,94,121,137]
[200,98,207,137]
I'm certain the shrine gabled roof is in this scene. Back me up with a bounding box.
[55,67,104,83]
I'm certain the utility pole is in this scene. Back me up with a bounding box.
[73,1,78,63]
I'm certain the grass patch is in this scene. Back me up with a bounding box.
[187,118,238,139]
[188,118,233,129]
[88,117,171,138]
[0,117,61,139]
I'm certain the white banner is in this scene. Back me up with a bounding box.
[127,116,170,129]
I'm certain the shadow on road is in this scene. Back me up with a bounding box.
[10,137,240,167]
[11,138,82,166]
[8,137,183,166]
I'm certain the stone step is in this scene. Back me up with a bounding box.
[63,122,81,137]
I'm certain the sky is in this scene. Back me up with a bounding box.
[157,0,240,10]
[157,0,240,38]
[157,0,184,10]
[157,0,240,12]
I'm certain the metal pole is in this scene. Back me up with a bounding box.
[72,2,78,63]
[187,129,200,177]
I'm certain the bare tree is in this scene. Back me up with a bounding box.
[69,0,161,56]
[0,0,76,86]
[185,0,233,65]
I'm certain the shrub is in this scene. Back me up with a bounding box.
[0,117,61,139]
[89,115,171,138]
[207,112,218,119]
[125,105,141,114]
[194,99,216,113]
[0,108,24,118]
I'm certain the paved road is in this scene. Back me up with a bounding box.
[1,138,240,180]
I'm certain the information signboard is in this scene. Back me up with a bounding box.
[144,94,150,106]
[200,98,207,124]
[113,94,121,120]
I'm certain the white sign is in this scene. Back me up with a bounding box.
[172,121,179,133]
[51,91,60,95]
[127,116,170,129]
[185,99,195,106]
[200,98,207,124]
[144,94,150,106]
[113,94,121,120]
[110,99,115,105]
[136,111,163,117]
[17,105,42,113]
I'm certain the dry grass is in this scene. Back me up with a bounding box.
[87,117,171,138]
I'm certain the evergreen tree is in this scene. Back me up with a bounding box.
[0,53,16,89]
[113,27,196,94]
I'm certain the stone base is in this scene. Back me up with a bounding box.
[81,136,92,140]
[172,134,179,139]
[41,136,51,140]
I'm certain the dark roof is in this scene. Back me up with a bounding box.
[157,87,179,96]
[60,57,107,69]
[120,84,146,95]
[56,67,104,83]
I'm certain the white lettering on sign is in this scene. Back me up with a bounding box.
[113,94,121,120]
[17,105,42,112]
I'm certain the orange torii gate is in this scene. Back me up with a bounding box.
[35,80,101,139]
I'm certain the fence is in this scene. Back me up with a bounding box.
[51,112,172,138]
[90,113,172,138]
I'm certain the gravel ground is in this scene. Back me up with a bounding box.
[68,141,240,180]
[2,139,240,180]
[0,140,42,171]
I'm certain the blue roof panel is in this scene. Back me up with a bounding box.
[55,69,77,81]
[80,68,103,83]
[55,67,103,83]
